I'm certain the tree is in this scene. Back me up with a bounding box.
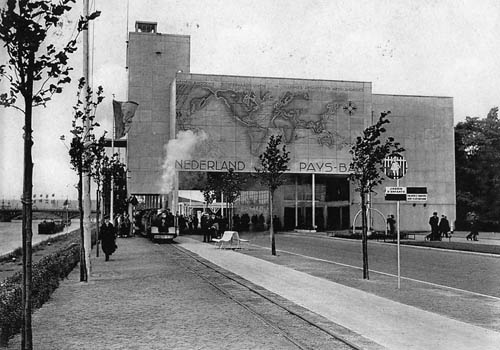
[221,168,244,230]
[101,154,128,217]
[201,169,244,229]
[68,77,104,281]
[455,107,500,230]
[88,134,107,257]
[201,172,223,207]
[255,134,290,256]
[349,111,404,279]
[0,2,99,348]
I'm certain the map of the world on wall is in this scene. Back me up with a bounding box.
[175,77,369,174]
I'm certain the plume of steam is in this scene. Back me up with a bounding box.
[161,130,208,194]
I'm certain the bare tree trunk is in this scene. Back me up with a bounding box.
[21,51,36,350]
[361,192,369,279]
[78,164,87,281]
[22,99,34,350]
[270,190,276,256]
[96,186,100,257]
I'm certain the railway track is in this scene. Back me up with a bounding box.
[171,244,371,350]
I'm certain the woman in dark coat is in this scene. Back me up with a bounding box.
[100,216,116,261]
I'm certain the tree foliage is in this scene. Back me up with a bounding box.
[0,0,100,110]
[255,134,290,255]
[455,107,500,230]
[201,169,244,229]
[101,154,128,216]
[349,111,404,279]
[255,134,290,192]
[0,2,99,348]
[349,112,405,195]
[68,77,104,282]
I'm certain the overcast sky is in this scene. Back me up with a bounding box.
[1,0,499,200]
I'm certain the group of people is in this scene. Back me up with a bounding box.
[427,212,451,241]
[114,213,132,238]
[201,212,226,243]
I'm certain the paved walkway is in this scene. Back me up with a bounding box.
[4,236,363,350]
[181,236,500,350]
[4,232,500,349]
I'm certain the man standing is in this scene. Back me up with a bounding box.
[201,212,210,243]
[429,212,439,241]
[387,214,396,236]
[439,215,451,239]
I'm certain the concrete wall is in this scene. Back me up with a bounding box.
[370,94,456,231]
[127,32,190,194]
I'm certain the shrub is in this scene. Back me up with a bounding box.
[0,238,80,346]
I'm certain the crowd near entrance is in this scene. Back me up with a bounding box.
[129,171,351,234]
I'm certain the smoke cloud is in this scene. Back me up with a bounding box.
[161,130,208,194]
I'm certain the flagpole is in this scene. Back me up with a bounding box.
[111,97,115,225]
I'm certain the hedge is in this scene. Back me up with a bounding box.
[0,236,80,346]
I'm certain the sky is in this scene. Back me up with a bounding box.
[1,0,499,200]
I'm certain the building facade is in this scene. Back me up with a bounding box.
[126,23,455,232]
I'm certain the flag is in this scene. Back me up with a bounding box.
[113,100,139,139]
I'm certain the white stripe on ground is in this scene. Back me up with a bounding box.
[180,238,500,350]
[269,247,500,302]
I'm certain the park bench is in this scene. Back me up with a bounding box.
[212,231,249,249]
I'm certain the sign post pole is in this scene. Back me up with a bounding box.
[397,177,401,289]
[384,154,407,290]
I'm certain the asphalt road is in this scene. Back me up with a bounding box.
[246,233,500,299]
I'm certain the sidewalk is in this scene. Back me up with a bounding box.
[4,236,366,350]
[5,233,500,349]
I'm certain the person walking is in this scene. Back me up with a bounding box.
[387,214,396,237]
[439,215,451,239]
[429,212,439,241]
[466,217,479,241]
[100,216,117,261]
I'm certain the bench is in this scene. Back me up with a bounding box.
[403,232,416,240]
[212,231,249,249]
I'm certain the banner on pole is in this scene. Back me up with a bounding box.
[113,100,139,139]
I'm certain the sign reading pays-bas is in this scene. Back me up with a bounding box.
[385,187,427,201]
[174,159,352,174]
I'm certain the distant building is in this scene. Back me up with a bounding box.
[126,21,455,232]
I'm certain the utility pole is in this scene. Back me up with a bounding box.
[82,0,92,280]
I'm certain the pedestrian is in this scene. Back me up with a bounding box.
[100,216,117,261]
[158,214,169,234]
[387,214,396,236]
[120,213,131,238]
[466,217,479,241]
[209,214,219,239]
[439,215,451,239]
[428,212,439,241]
[201,212,210,242]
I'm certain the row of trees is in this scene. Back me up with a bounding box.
[0,2,128,348]
[455,107,500,230]
[0,1,101,349]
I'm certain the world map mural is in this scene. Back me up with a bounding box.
[175,77,369,174]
